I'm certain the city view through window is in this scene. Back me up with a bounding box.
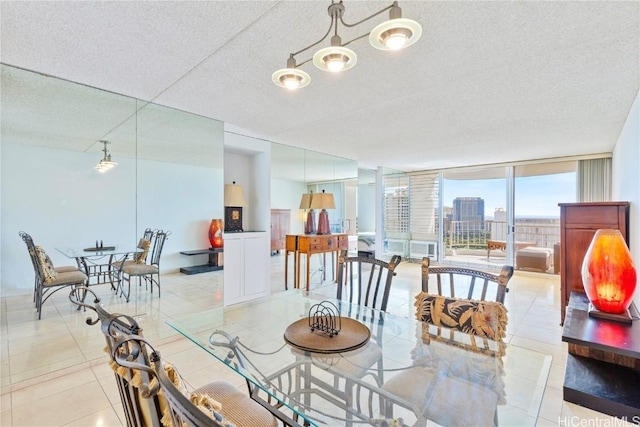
[382,165,577,272]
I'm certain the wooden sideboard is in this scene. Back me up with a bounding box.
[558,202,630,324]
[286,234,348,291]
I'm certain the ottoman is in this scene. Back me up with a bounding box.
[516,247,552,272]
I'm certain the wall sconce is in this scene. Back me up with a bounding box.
[224,181,246,232]
[310,190,335,235]
[299,192,316,235]
[581,229,637,323]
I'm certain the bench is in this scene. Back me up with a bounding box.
[486,240,537,260]
[516,247,553,272]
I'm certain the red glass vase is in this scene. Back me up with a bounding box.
[581,229,636,314]
[208,219,223,248]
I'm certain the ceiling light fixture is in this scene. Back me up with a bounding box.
[94,140,118,173]
[272,1,421,90]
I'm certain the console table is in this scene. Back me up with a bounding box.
[179,248,223,275]
[562,292,640,421]
[286,234,348,291]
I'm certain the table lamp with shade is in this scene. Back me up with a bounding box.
[581,228,637,323]
[310,190,335,235]
[224,181,246,232]
[299,192,316,235]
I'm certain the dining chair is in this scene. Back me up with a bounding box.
[381,257,514,426]
[119,229,170,302]
[312,250,401,424]
[109,228,154,294]
[19,232,88,319]
[69,287,278,427]
[19,231,79,305]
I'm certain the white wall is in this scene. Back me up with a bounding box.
[358,183,376,232]
[271,178,307,235]
[1,143,221,295]
[612,90,640,308]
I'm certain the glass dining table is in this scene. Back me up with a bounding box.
[55,245,140,289]
[167,291,552,427]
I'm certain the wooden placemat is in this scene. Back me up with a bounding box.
[284,317,370,354]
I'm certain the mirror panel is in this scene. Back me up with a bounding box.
[1,65,224,358]
[270,142,358,235]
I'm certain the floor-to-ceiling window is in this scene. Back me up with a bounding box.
[442,167,507,269]
[381,160,580,272]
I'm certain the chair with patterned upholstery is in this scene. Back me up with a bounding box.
[381,257,514,426]
[20,231,88,319]
[19,231,79,305]
[69,287,279,427]
[119,230,169,302]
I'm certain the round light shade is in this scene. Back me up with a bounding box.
[313,46,357,72]
[272,68,311,90]
[369,18,422,51]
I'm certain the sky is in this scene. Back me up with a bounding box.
[444,172,576,218]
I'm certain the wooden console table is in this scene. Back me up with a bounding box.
[562,292,640,421]
[179,248,223,275]
[286,234,348,291]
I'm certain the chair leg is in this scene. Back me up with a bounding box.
[37,286,43,320]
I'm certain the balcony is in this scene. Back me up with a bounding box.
[385,219,561,273]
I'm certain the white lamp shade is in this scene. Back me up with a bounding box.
[224,183,246,207]
[309,192,335,209]
[299,193,313,209]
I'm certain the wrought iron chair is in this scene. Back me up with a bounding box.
[111,228,155,270]
[19,231,79,305]
[336,250,402,312]
[69,287,278,427]
[119,230,170,302]
[20,231,88,319]
[418,257,513,305]
[381,257,514,426]
[312,250,401,424]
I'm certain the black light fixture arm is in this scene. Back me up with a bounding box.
[290,11,336,59]
[338,1,395,28]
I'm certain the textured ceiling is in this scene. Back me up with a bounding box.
[1,1,638,172]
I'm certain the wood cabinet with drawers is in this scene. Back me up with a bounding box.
[287,233,348,291]
[558,202,630,324]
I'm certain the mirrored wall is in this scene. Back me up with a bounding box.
[270,142,358,237]
[0,64,224,322]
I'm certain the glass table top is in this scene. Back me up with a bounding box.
[168,291,552,426]
[55,245,140,258]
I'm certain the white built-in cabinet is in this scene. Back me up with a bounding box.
[223,131,271,306]
[223,231,269,306]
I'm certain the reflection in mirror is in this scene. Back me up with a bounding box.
[270,142,358,289]
[1,63,137,292]
[1,65,225,386]
[271,144,358,235]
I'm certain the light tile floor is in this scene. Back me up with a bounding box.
[0,255,633,426]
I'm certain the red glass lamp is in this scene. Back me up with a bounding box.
[581,229,637,321]
[208,219,223,248]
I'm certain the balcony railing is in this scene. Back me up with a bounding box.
[446,220,560,250]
